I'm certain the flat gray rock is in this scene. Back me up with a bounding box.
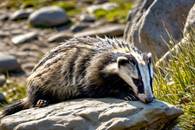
[87,2,118,13]
[48,32,73,43]
[75,24,125,37]
[29,6,69,27]
[10,9,33,21]
[80,14,96,22]
[0,14,9,21]
[0,53,21,72]
[101,2,118,10]
[71,23,90,32]
[11,32,38,44]
[0,93,6,103]
[0,31,9,38]
[0,99,183,130]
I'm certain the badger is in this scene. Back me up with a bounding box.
[1,37,154,117]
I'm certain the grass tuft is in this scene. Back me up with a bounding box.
[154,31,195,130]
[0,79,26,106]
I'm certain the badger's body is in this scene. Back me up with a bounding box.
[1,37,154,117]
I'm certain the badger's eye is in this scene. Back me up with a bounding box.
[132,77,144,93]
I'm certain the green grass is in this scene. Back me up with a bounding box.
[154,32,195,130]
[94,0,133,23]
[51,1,81,17]
[0,79,26,108]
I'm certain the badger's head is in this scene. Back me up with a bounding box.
[118,52,154,103]
[104,52,154,103]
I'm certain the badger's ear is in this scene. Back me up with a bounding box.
[143,52,152,63]
[117,56,129,66]
[147,53,152,63]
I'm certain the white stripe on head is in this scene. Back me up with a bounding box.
[117,56,140,94]
[137,63,153,103]
[129,51,154,103]
[118,65,138,94]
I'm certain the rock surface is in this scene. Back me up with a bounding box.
[71,23,90,32]
[75,24,124,37]
[0,93,6,103]
[87,2,118,13]
[101,2,118,10]
[10,9,33,21]
[11,32,38,44]
[48,32,73,43]
[0,14,9,21]
[0,31,9,38]
[80,14,96,23]
[0,53,21,72]
[0,99,183,130]
[123,0,194,58]
[184,4,195,34]
[29,6,69,27]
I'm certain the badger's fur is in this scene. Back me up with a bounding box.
[1,37,154,118]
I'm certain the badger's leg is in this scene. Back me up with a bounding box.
[27,86,54,108]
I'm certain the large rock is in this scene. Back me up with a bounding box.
[124,0,194,58]
[29,6,69,27]
[184,4,195,34]
[0,53,21,72]
[0,99,182,130]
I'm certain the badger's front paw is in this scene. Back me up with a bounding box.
[35,99,48,108]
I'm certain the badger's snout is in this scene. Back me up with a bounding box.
[137,94,154,104]
[144,96,154,103]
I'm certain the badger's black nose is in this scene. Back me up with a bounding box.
[144,97,154,103]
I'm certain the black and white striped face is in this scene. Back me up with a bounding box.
[117,53,154,103]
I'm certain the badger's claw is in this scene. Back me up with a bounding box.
[35,99,48,108]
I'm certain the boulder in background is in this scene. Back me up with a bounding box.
[124,0,194,58]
